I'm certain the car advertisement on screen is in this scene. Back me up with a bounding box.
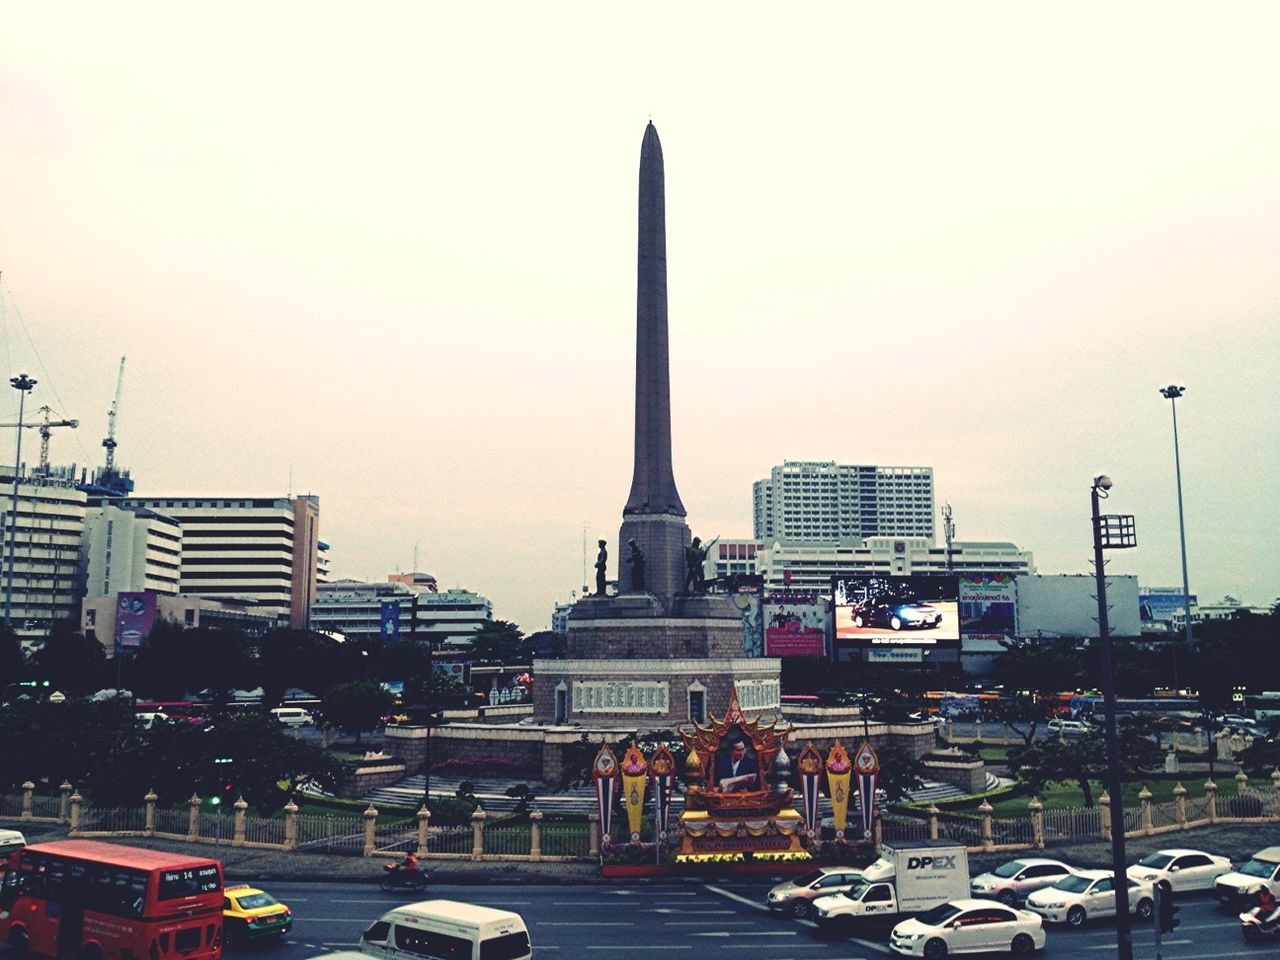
[764,592,826,657]
[833,575,959,645]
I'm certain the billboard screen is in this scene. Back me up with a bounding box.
[115,591,158,650]
[959,573,1017,651]
[833,575,959,646]
[1139,592,1197,634]
[764,592,826,657]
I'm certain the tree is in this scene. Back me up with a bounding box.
[0,625,26,689]
[991,640,1083,744]
[28,620,108,695]
[468,620,523,663]
[321,680,393,742]
[1008,728,1162,807]
[875,744,928,802]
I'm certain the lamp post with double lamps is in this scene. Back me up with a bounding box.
[1091,474,1138,960]
[5,374,36,627]
[1159,385,1194,686]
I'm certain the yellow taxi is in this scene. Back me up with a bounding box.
[222,883,293,946]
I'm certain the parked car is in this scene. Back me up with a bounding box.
[767,867,864,918]
[1025,869,1155,927]
[1215,846,1280,909]
[970,858,1076,905]
[888,899,1045,957]
[1047,719,1095,734]
[222,883,293,945]
[1128,848,1233,893]
[852,600,943,631]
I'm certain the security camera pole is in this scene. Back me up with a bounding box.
[1091,474,1138,960]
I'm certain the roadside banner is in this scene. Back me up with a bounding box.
[797,742,824,836]
[592,743,619,845]
[825,741,852,841]
[620,742,648,843]
[650,744,676,841]
[379,601,401,640]
[854,741,880,842]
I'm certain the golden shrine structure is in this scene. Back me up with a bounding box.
[676,690,808,861]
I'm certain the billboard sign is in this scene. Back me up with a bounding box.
[959,573,1017,650]
[1139,592,1197,634]
[833,575,960,646]
[764,593,826,657]
[730,575,764,657]
[380,600,401,640]
[115,592,157,650]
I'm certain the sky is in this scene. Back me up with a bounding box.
[1,2,1277,632]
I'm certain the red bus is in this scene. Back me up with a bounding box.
[0,840,223,960]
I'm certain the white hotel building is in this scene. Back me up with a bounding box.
[0,473,87,637]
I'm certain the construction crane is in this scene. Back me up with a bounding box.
[0,406,79,473]
[103,356,125,473]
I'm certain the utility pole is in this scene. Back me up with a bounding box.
[1091,474,1138,960]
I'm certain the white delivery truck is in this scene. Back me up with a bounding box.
[812,840,971,927]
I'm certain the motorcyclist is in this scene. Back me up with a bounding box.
[1256,887,1278,928]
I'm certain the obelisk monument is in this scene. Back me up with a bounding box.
[619,122,692,606]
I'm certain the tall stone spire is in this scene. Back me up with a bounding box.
[624,122,685,518]
[619,122,691,605]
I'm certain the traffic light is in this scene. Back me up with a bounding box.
[1157,883,1180,933]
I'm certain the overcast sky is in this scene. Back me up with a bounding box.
[2,2,1277,632]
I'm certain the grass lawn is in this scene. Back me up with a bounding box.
[980,776,1246,817]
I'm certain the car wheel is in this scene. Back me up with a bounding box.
[81,945,103,960]
[1134,897,1153,921]
[1011,933,1035,955]
[853,614,865,628]
[1066,906,1086,928]
[997,889,1017,906]
[923,938,947,959]
[890,616,903,630]
[790,898,811,920]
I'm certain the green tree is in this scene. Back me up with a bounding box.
[321,680,393,742]
[468,620,523,663]
[1008,728,1162,807]
[0,624,26,689]
[875,744,929,802]
[28,620,109,695]
[991,640,1083,744]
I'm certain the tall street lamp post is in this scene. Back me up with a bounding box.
[1159,385,1194,688]
[1091,474,1138,960]
[5,374,36,627]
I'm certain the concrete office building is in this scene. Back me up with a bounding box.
[0,473,87,637]
[753,461,936,545]
[110,494,320,629]
[311,578,492,646]
[81,502,181,598]
[753,536,1034,593]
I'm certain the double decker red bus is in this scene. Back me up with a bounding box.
[0,840,223,960]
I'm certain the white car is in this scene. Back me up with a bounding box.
[1215,846,1280,908]
[766,867,864,918]
[970,858,1076,905]
[1047,719,1094,734]
[889,899,1045,957]
[1127,848,1233,893]
[1025,869,1154,927]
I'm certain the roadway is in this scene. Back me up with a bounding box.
[247,879,1258,960]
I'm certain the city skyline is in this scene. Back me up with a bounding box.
[2,4,1277,631]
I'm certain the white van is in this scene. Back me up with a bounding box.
[356,900,531,960]
[271,707,315,727]
[0,830,26,858]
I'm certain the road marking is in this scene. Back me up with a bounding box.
[651,908,737,914]
[704,883,770,913]
[692,931,796,938]
[536,921,637,926]
[846,937,892,956]
[320,943,358,948]
[585,947,692,951]
[663,921,757,926]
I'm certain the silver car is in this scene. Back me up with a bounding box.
[970,858,1076,905]
[767,867,864,919]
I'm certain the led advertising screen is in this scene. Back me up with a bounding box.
[764,592,827,657]
[833,574,960,646]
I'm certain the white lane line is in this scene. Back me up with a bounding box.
[692,931,796,938]
[536,921,637,926]
[649,909,738,914]
[320,943,358,948]
[704,883,770,913]
[663,921,756,926]
[847,936,893,955]
[586,947,692,952]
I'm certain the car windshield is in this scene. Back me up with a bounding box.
[842,881,872,900]
[1240,859,1278,878]
[916,903,963,926]
[993,861,1027,878]
[1138,854,1175,869]
[1054,875,1094,893]
[794,870,825,886]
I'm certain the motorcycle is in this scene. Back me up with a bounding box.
[1240,907,1280,942]
[380,862,430,893]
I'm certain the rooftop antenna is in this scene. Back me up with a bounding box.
[413,542,419,574]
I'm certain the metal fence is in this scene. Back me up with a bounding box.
[484,823,530,857]
[427,824,473,856]
[991,816,1035,847]
[372,816,418,855]
[30,794,62,820]
[1149,799,1181,831]
[936,814,983,848]
[78,806,147,834]
[1041,806,1102,844]
[154,808,189,836]
[294,813,366,855]
[197,810,233,843]
[245,815,287,846]
[540,822,590,858]
[881,816,931,843]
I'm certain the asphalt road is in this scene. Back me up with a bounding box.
[242,879,1260,960]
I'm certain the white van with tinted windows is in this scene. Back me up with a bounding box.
[356,900,531,960]
[271,707,315,727]
[0,830,25,858]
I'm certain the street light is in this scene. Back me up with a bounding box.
[5,374,36,628]
[1159,385,1194,689]
[1091,474,1138,960]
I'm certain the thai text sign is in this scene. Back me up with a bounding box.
[573,680,669,713]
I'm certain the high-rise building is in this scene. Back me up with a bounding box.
[0,473,86,636]
[109,494,320,629]
[81,502,181,598]
[752,461,935,544]
[310,578,491,647]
